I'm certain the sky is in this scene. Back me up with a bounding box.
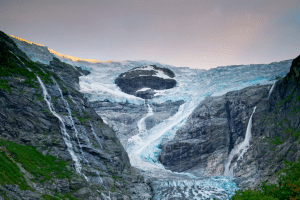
[1,0,300,69]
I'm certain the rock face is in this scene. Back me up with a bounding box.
[115,65,176,99]
[90,100,184,147]
[0,31,152,200]
[160,54,300,190]
[159,84,270,175]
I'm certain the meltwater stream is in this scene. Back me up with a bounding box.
[76,59,292,199]
[224,107,257,177]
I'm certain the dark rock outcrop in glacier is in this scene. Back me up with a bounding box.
[115,65,176,99]
[0,30,152,199]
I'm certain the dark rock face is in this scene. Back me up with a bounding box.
[160,54,300,190]
[0,30,152,199]
[159,85,270,175]
[115,65,176,99]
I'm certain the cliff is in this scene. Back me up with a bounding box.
[0,31,152,200]
[160,54,300,190]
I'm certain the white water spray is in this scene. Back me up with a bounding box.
[224,106,256,176]
[51,78,90,181]
[36,76,82,174]
[267,82,276,100]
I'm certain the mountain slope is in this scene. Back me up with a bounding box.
[0,30,152,200]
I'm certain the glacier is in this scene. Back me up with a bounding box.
[71,58,291,199]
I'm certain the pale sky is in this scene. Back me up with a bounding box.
[1,0,300,69]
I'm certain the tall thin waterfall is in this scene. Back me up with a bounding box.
[267,82,276,100]
[51,78,90,181]
[36,76,82,174]
[224,106,256,176]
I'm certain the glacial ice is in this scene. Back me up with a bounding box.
[74,59,291,199]
[129,65,173,79]
[46,55,291,199]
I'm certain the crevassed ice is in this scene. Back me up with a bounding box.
[74,59,291,199]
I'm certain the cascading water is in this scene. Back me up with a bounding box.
[267,82,276,100]
[224,106,257,177]
[52,78,88,162]
[36,76,84,177]
[52,78,105,184]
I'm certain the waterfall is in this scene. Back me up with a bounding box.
[51,78,90,181]
[89,122,103,149]
[36,76,83,175]
[53,78,104,184]
[224,106,256,176]
[267,82,276,100]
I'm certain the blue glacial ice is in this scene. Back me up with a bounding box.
[67,58,291,199]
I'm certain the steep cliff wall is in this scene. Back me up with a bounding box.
[0,31,152,200]
[160,55,300,190]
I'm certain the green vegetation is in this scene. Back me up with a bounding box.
[0,79,10,92]
[0,148,30,190]
[78,117,92,123]
[270,136,284,145]
[42,194,78,200]
[0,44,52,91]
[230,158,300,200]
[292,129,300,138]
[0,139,72,184]
[276,93,294,107]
